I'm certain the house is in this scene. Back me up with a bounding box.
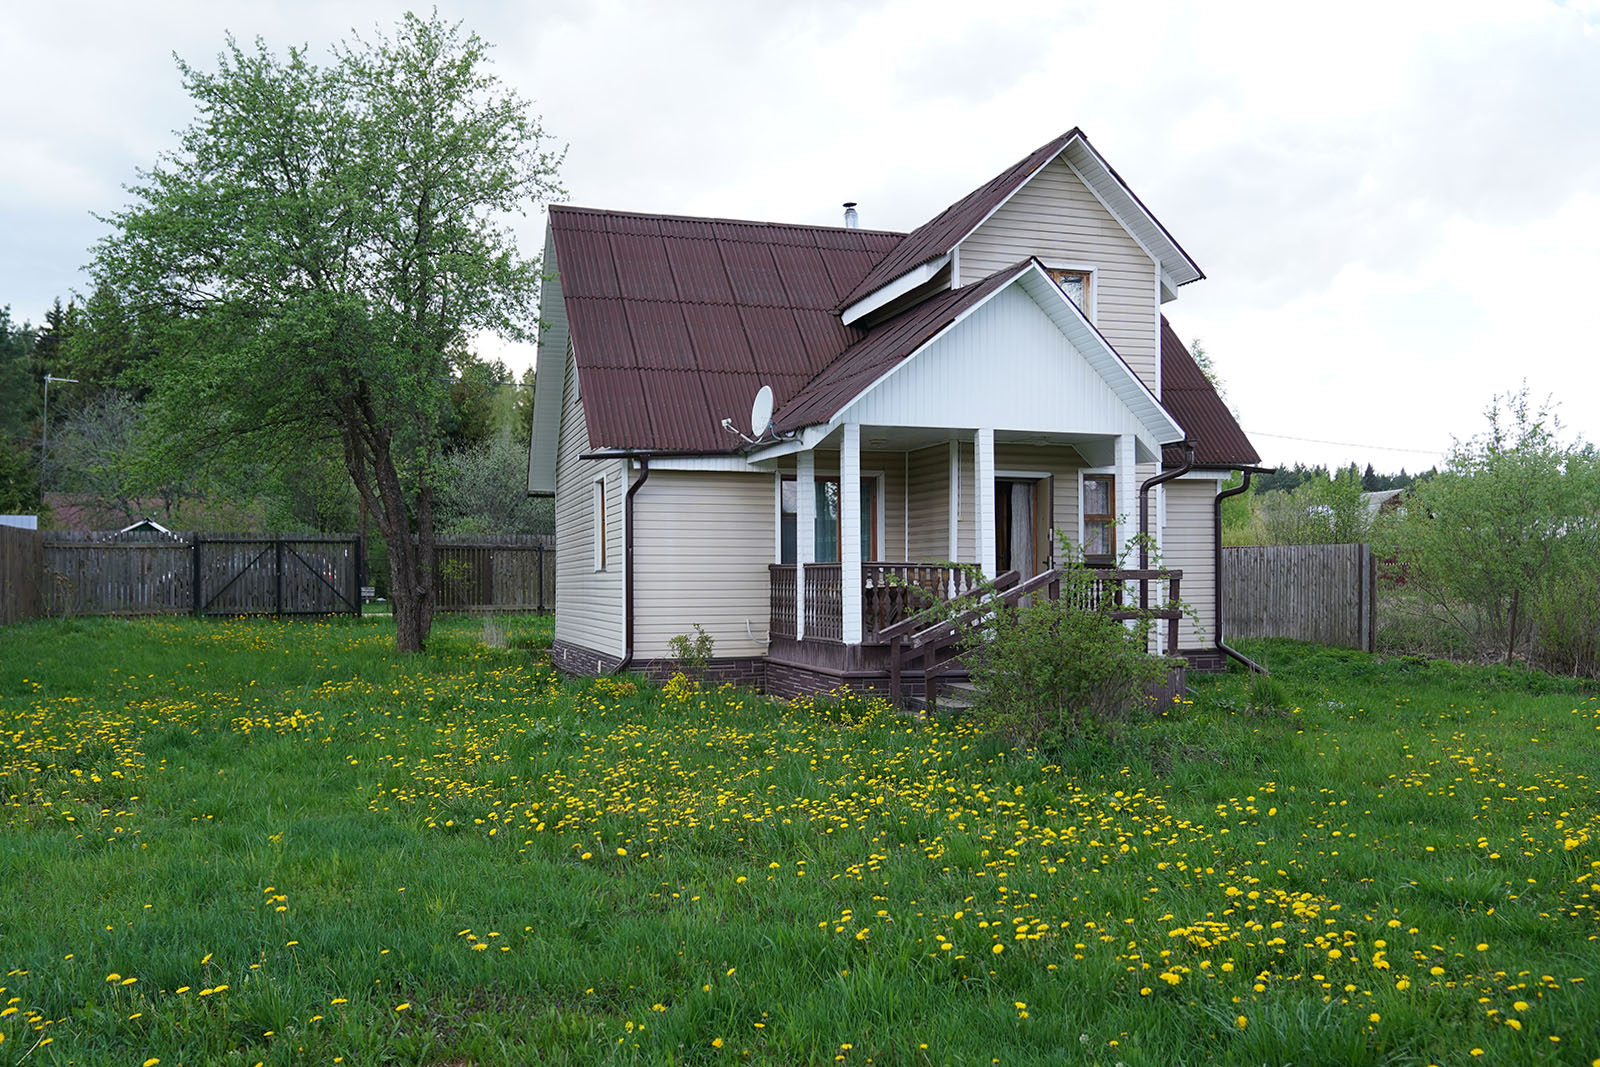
[527,129,1262,697]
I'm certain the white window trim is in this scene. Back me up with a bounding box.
[591,475,607,571]
[1040,260,1098,323]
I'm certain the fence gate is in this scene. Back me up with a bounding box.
[196,536,362,617]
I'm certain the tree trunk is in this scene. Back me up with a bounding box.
[1505,587,1520,667]
[340,406,435,654]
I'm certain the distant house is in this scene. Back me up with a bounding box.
[1362,488,1406,521]
[528,129,1262,696]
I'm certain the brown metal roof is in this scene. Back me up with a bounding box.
[837,131,1080,309]
[1159,317,1260,469]
[550,205,902,452]
[772,263,1031,433]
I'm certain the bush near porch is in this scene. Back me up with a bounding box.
[1,617,1596,1065]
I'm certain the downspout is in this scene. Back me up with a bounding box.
[1214,469,1268,674]
[613,455,651,675]
[1138,440,1194,610]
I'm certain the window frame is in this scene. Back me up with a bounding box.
[1043,263,1096,321]
[1078,470,1116,564]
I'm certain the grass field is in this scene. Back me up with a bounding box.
[1,615,1598,1065]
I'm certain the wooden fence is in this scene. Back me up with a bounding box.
[435,534,554,613]
[1222,543,1375,651]
[0,531,555,621]
[1,526,43,624]
[42,532,362,618]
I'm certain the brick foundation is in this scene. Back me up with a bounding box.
[549,639,623,677]
[764,659,899,701]
[1180,648,1227,673]
[548,640,765,688]
[629,656,766,689]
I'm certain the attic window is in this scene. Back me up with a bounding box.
[1047,268,1091,312]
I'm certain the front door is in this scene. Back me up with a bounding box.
[995,478,1052,577]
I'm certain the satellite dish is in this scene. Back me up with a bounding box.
[750,384,774,438]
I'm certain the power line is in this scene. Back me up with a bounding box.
[1242,427,1448,458]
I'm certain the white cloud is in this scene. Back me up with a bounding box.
[3,0,1598,472]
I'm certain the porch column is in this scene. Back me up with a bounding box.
[1115,433,1136,562]
[796,448,815,640]
[840,422,863,645]
[976,427,996,579]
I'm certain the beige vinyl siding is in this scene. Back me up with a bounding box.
[554,348,625,657]
[633,471,774,660]
[905,445,950,562]
[958,156,1160,390]
[995,443,1083,562]
[1161,479,1217,649]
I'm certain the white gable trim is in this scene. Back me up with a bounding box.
[829,262,1182,455]
[1062,136,1203,286]
[841,253,951,325]
[527,228,568,496]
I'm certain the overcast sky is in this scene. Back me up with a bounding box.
[4,0,1598,472]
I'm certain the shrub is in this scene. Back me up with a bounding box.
[667,624,715,683]
[969,564,1175,750]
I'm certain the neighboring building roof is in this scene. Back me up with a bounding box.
[1362,488,1406,519]
[839,129,1204,310]
[1158,318,1261,469]
[548,205,902,452]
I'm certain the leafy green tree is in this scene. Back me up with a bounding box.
[1,307,39,445]
[435,431,553,535]
[90,13,562,651]
[1257,465,1368,545]
[1383,389,1600,667]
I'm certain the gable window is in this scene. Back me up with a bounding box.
[592,477,607,570]
[1047,267,1091,313]
[1082,474,1114,563]
[780,476,879,564]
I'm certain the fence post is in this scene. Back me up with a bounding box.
[353,535,365,617]
[537,543,545,612]
[192,535,203,618]
[270,540,281,617]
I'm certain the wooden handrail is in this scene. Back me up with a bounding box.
[877,570,1021,642]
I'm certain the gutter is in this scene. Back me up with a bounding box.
[1213,468,1270,674]
[1137,440,1195,610]
[613,456,651,675]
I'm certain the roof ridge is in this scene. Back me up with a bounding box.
[834,129,1082,310]
[549,202,906,238]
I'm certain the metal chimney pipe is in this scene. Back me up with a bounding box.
[842,202,859,228]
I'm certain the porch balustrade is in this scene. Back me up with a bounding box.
[768,563,1181,649]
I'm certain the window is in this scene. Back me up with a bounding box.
[592,477,607,570]
[1047,267,1091,312]
[1082,474,1114,562]
[780,476,878,564]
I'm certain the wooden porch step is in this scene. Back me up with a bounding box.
[906,679,979,714]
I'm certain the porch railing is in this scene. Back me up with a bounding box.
[880,566,1185,711]
[804,564,843,642]
[863,563,984,641]
[769,562,1008,644]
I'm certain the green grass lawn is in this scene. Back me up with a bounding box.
[1,616,1597,1066]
